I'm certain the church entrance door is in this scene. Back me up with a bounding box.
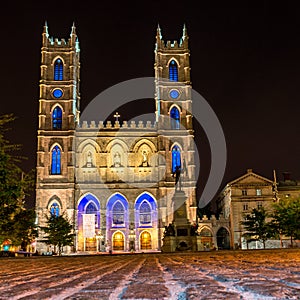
[140,231,151,250]
[112,232,124,251]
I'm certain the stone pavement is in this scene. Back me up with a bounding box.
[0,249,299,299]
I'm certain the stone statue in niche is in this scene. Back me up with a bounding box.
[86,151,93,167]
[140,150,149,167]
[113,151,122,167]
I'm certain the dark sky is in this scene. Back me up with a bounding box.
[1,1,300,205]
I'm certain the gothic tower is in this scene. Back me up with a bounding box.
[35,22,80,250]
[154,24,197,227]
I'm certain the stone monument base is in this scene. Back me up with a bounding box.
[161,190,201,252]
[161,235,201,252]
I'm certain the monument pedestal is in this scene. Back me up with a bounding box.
[161,190,200,252]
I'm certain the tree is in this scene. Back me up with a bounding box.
[12,209,38,248]
[0,114,36,246]
[271,197,300,247]
[40,213,74,255]
[241,206,273,249]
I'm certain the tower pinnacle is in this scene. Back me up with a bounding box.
[70,22,76,36]
[42,21,49,46]
[181,23,189,47]
[43,21,49,37]
[182,23,188,39]
[156,23,162,40]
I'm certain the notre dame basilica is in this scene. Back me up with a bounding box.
[35,22,228,254]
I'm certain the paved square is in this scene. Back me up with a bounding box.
[0,249,299,299]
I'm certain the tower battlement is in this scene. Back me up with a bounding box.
[155,24,188,51]
[78,120,156,130]
[42,21,79,50]
[158,39,187,50]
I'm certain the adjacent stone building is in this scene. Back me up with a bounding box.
[217,169,276,249]
[277,172,300,200]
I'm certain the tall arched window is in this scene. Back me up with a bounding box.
[50,202,60,217]
[86,202,98,227]
[170,106,180,129]
[52,106,62,129]
[112,201,124,225]
[51,145,61,175]
[139,201,151,224]
[172,145,181,173]
[54,58,63,80]
[169,60,178,81]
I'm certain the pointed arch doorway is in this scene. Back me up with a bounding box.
[216,227,230,250]
[112,231,125,251]
[140,231,152,250]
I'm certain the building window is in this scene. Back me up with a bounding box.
[170,106,180,129]
[112,201,124,225]
[257,202,263,209]
[256,189,262,196]
[242,190,247,196]
[171,145,181,173]
[50,202,60,217]
[54,58,63,80]
[51,145,61,175]
[169,60,178,81]
[86,202,98,227]
[139,201,151,224]
[52,106,62,129]
[243,203,248,211]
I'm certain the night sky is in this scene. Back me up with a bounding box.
[1,2,300,206]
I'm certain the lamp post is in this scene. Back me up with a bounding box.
[96,231,104,252]
[129,223,135,252]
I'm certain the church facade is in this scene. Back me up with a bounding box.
[35,23,203,253]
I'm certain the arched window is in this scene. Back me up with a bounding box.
[51,145,61,175]
[170,106,180,129]
[171,145,181,173]
[139,201,151,224]
[86,202,98,227]
[86,202,97,214]
[50,202,60,217]
[54,58,63,80]
[52,106,62,130]
[112,201,124,225]
[169,60,178,81]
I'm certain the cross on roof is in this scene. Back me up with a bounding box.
[113,112,121,122]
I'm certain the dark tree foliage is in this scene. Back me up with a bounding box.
[241,206,273,249]
[40,213,74,255]
[271,197,300,247]
[0,114,36,246]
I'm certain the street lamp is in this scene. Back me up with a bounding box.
[96,231,104,252]
[129,223,135,252]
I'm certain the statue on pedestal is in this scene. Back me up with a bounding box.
[172,165,182,191]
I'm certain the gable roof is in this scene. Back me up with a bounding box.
[227,169,274,187]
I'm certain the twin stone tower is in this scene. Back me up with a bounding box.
[35,23,200,253]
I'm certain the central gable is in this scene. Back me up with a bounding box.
[228,169,273,187]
